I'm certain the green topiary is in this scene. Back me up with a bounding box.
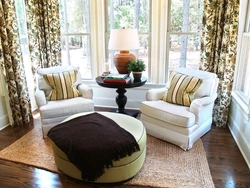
[127,59,146,72]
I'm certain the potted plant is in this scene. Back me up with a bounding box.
[127,59,146,81]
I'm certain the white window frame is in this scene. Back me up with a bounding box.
[233,0,250,120]
[76,0,203,84]
[234,33,250,105]
[150,1,203,84]
[165,0,203,79]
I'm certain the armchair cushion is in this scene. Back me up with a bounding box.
[146,87,167,101]
[40,97,94,120]
[140,100,195,128]
[37,66,82,96]
[43,70,80,101]
[162,71,202,107]
[171,67,218,98]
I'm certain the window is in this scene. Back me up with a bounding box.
[58,0,91,79]
[234,1,250,119]
[167,0,204,70]
[237,33,250,102]
[14,0,205,85]
[105,0,151,78]
[15,0,36,108]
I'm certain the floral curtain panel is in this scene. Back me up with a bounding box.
[0,0,32,126]
[25,0,61,70]
[200,0,239,127]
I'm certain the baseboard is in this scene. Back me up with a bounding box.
[0,124,9,131]
[94,104,140,111]
[93,97,142,110]
[0,114,9,131]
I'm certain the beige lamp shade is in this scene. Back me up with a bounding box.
[108,29,140,74]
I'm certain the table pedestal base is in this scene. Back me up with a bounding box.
[113,88,139,117]
[110,109,139,118]
[95,76,147,118]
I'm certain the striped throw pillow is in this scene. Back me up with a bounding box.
[162,71,203,107]
[43,70,80,101]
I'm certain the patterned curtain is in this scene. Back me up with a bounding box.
[25,0,61,71]
[0,0,32,126]
[200,0,239,127]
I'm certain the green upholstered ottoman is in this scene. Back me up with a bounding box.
[50,111,146,183]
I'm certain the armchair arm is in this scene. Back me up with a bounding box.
[190,94,217,109]
[77,83,93,99]
[146,87,167,101]
[35,89,47,107]
[189,93,217,125]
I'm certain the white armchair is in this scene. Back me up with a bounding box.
[140,68,219,150]
[35,66,94,137]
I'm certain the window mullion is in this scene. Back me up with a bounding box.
[168,32,201,35]
[61,33,90,36]
[62,0,70,65]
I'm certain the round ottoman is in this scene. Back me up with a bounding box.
[50,111,147,183]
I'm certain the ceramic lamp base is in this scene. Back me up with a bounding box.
[114,50,136,74]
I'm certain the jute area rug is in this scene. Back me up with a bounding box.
[0,126,214,188]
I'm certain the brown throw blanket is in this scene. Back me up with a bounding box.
[47,112,140,181]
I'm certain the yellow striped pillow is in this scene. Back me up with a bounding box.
[43,70,80,101]
[162,71,203,107]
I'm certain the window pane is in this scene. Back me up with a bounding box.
[61,35,91,79]
[170,0,203,32]
[108,50,119,74]
[247,2,250,32]
[139,34,149,78]
[169,34,200,70]
[107,0,150,77]
[59,0,90,33]
[15,0,32,86]
[15,0,36,108]
[59,0,91,79]
[108,0,150,32]
[239,34,250,98]
[242,57,250,97]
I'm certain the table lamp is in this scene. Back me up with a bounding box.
[108,28,140,74]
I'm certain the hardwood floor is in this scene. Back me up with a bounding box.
[0,107,249,188]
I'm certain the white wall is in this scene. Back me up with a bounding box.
[228,0,250,169]
[0,96,9,130]
[229,94,250,168]
[85,80,165,110]
[0,63,9,129]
